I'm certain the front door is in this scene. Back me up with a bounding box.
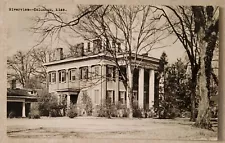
[70,94,78,104]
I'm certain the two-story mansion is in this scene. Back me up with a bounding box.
[43,39,162,115]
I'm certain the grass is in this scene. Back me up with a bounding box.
[7,117,217,141]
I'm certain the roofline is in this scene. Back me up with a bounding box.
[43,52,160,66]
[43,53,105,66]
[7,96,38,99]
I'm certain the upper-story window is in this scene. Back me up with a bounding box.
[48,71,56,83]
[93,39,102,53]
[80,66,88,79]
[117,43,121,52]
[59,70,66,83]
[112,40,116,49]
[112,40,121,52]
[69,68,76,81]
[87,42,91,52]
[106,65,115,80]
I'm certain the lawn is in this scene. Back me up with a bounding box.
[7,117,217,141]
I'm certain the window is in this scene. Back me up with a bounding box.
[48,73,51,83]
[117,43,121,52]
[92,65,100,78]
[69,69,76,81]
[119,91,126,104]
[94,90,100,104]
[106,65,115,80]
[80,66,88,79]
[93,39,102,53]
[52,72,56,82]
[59,70,66,83]
[119,66,126,81]
[133,91,138,101]
[48,71,56,83]
[112,40,116,49]
[106,90,115,104]
[87,42,91,52]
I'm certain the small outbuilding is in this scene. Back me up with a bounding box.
[7,80,38,118]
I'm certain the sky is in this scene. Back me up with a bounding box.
[6,3,187,64]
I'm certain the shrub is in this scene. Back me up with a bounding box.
[95,98,117,118]
[132,100,144,118]
[49,109,62,117]
[97,105,106,117]
[181,111,191,118]
[67,104,78,118]
[158,102,176,119]
[145,108,155,118]
[28,104,40,119]
[82,92,93,116]
[76,92,93,116]
[123,108,129,117]
[133,108,143,118]
[37,89,51,116]
[48,95,64,117]
[38,91,65,117]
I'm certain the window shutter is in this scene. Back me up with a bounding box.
[49,73,51,83]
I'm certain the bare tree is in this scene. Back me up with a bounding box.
[30,46,52,84]
[192,6,219,129]
[31,5,168,118]
[151,6,219,127]
[7,47,52,89]
[7,51,36,88]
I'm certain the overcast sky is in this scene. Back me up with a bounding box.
[6,3,187,64]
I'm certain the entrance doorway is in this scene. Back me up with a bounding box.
[70,94,78,104]
[7,102,22,118]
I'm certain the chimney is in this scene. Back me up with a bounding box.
[46,53,50,62]
[56,48,63,60]
[11,79,16,89]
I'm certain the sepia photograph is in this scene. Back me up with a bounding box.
[5,2,221,142]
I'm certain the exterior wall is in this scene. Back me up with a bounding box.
[48,58,108,93]
[45,53,160,115]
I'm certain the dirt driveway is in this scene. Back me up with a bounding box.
[7,117,217,141]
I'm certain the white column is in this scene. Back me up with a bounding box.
[126,66,131,108]
[115,68,119,104]
[66,69,69,89]
[56,70,59,90]
[22,102,26,118]
[57,94,61,104]
[149,69,155,109]
[67,94,70,109]
[101,65,107,103]
[138,68,144,109]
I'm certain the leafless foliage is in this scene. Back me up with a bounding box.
[7,47,53,88]
[30,5,169,118]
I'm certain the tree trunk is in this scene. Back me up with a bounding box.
[190,72,197,122]
[195,27,211,129]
